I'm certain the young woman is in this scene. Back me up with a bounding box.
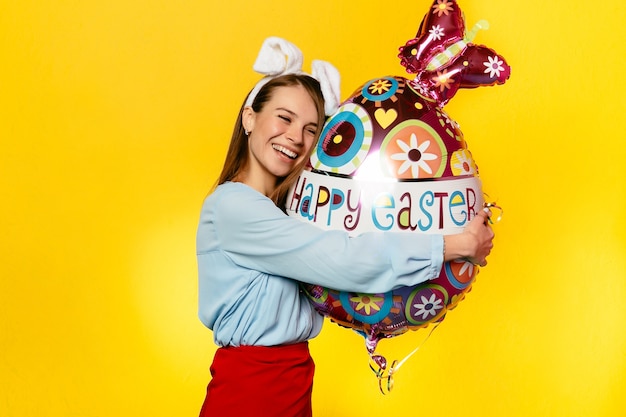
[197,39,494,417]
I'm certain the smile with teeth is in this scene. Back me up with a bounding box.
[272,144,298,159]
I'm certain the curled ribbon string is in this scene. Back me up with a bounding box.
[367,197,502,394]
[482,193,503,224]
[369,323,441,395]
[484,202,503,224]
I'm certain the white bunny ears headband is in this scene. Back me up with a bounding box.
[244,37,341,116]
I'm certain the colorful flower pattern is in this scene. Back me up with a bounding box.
[432,0,454,17]
[294,0,510,354]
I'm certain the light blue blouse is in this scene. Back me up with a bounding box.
[196,182,444,347]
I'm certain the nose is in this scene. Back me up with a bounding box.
[286,124,303,145]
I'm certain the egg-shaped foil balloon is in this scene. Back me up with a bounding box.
[286,0,510,355]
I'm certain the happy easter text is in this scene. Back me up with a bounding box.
[286,172,483,235]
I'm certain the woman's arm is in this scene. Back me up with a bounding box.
[203,183,493,293]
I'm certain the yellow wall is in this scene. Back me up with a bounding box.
[1,0,624,416]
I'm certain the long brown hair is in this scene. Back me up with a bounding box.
[216,74,326,208]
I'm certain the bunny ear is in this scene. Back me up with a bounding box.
[252,36,304,76]
[312,60,341,116]
[245,37,306,108]
[244,37,342,115]
[399,0,465,74]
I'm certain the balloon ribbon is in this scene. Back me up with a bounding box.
[368,323,441,394]
[368,200,502,394]
[483,195,503,224]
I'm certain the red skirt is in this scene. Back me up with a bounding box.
[199,342,315,417]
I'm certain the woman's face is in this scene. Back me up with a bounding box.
[243,84,319,190]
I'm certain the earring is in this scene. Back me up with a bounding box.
[244,129,250,136]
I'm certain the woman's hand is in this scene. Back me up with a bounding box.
[443,209,495,266]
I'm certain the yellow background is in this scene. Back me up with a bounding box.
[1,0,625,416]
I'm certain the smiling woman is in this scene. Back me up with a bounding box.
[2,0,625,416]
[239,83,322,197]
[195,37,495,417]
